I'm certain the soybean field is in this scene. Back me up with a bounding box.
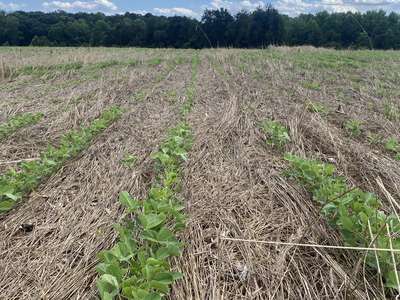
[0,46,400,299]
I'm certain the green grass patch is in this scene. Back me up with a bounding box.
[17,62,83,76]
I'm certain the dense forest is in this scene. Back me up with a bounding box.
[0,7,399,49]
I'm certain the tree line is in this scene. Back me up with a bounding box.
[0,7,399,49]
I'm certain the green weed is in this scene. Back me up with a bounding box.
[344,119,362,137]
[285,154,400,291]
[0,106,122,213]
[385,137,400,160]
[306,101,328,115]
[261,119,290,148]
[385,137,399,153]
[0,112,43,140]
[366,132,382,145]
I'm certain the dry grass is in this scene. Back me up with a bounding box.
[170,54,386,300]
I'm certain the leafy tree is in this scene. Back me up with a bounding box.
[0,9,399,49]
[30,35,51,46]
[202,8,234,47]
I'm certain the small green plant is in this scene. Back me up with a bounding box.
[385,137,399,153]
[0,112,43,140]
[285,154,400,291]
[121,154,137,168]
[306,101,328,115]
[367,132,382,145]
[0,106,122,213]
[344,119,362,137]
[261,120,290,148]
[384,102,400,121]
[383,138,400,161]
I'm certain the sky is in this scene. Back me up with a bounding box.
[1,0,400,17]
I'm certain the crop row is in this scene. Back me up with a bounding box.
[0,106,122,213]
[262,119,400,294]
[286,154,400,292]
[306,101,400,160]
[96,54,199,300]
[0,112,43,140]
[11,57,168,79]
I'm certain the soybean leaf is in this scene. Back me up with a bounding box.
[138,213,166,230]
[119,191,140,212]
[97,274,120,300]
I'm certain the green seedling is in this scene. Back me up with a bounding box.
[285,154,400,291]
[0,112,43,140]
[344,119,362,137]
[385,137,399,153]
[385,137,400,162]
[366,132,382,145]
[261,119,290,148]
[126,59,138,67]
[306,101,328,115]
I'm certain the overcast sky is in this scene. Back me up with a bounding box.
[1,0,400,17]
